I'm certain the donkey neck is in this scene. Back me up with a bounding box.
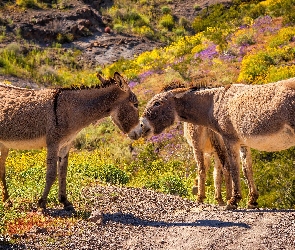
[57,85,125,127]
[174,88,219,127]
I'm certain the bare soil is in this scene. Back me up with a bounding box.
[2,185,295,250]
[0,0,230,68]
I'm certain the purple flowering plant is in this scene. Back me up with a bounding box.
[194,44,218,61]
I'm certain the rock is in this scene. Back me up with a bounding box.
[88,210,103,224]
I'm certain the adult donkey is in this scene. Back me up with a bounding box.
[130,78,295,209]
[0,72,139,210]
[184,122,258,208]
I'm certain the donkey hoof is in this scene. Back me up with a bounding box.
[225,203,238,210]
[217,200,226,206]
[192,186,198,195]
[247,202,259,209]
[62,199,75,211]
[64,203,75,211]
[37,198,47,210]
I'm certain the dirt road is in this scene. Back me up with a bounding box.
[3,185,294,250]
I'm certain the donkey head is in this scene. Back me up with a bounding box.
[99,72,139,135]
[129,91,178,139]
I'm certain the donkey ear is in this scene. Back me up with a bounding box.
[114,72,130,92]
[97,73,106,84]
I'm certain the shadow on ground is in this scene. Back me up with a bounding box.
[103,212,250,228]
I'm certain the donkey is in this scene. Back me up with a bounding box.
[0,72,139,210]
[184,122,258,208]
[184,122,232,206]
[129,78,295,209]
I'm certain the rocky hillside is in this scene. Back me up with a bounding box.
[0,0,230,68]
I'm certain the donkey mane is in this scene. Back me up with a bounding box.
[0,74,117,92]
[58,75,117,91]
[161,81,187,92]
[161,80,223,93]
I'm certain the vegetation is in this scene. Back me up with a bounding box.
[1,0,295,239]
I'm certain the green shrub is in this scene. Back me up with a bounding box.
[194,4,201,11]
[268,0,295,25]
[132,26,154,39]
[113,23,125,33]
[268,27,295,48]
[238,46,295,84]
[144,179,161,190]
[5,42,22,54]
[161,6,171,14]
[16,0,37,8]
[38,65,59,84]
[248,3,266,19]
[144,174,189,197]
[56,33,74,43]
[233,28,256,46]
[252,148,295,209]
[160,174,188,197]
[159,14,174,30]
[98,164,130,185]
[264,65,295,83]
[173,27,186,37]
[192,16,207,33]
[178,17,190,29]
[0,26,6,42]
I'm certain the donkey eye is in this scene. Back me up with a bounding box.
[154,101,161,107]
[134,103,138,108]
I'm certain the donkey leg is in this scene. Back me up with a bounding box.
[38,146,58,209]
[0,146,11,206]
[193,150,207,204]
[223,142,242,210]
[57,145,74,211]
[240,146,259,209]
[213,154,225,206]
[222,165,233,202]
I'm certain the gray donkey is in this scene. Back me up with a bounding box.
[0,72,139,210]
[184,122,258,208]
[130,78,295,209]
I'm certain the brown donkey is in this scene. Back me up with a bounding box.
[184,122,258,208]
[0,72,139,210]
[184,122,232,206]
[130,78,295,209]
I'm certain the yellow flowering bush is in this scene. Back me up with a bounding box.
[165,33,204,57]
[268,26,295,47]
[132,26,154,38]
[264,64,295,83]
[238,43,295,84]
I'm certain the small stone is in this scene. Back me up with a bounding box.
[105,26,111,33]
[88,210,103,224]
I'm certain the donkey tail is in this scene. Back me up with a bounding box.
[208,129,227,168]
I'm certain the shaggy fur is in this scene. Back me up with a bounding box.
[131,78,295,209]
[0,72,139,210]
[184,122,232,206]
[184,123,258,208]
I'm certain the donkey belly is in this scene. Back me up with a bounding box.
[242,124,295,152]
[0,136,47,150]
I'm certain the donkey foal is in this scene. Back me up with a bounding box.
[184,123,258,208]
[0,72,139,210]
[184,122,232,206]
